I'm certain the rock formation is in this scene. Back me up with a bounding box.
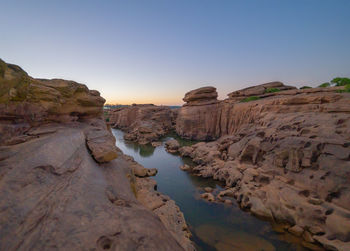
[177,83,350,251]
[0,59,193,251]
[107,104,177,144]
[165,139,180,153]
[176,86,220,140]
[176,82,347,141]
[182,86,219,106]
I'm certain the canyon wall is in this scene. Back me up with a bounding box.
[176,83,350,251]
[0,59,193,251]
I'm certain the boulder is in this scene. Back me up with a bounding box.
[180,164,191,171]
[86,128,118,163]
[200,192,215,202]
[165,139,180,153]
[183,86,218,105]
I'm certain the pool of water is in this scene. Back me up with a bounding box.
[112,129,309,251]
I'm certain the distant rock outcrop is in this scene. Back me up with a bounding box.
[107,104,177,144]
[0,59,193,251]
[227,81,296,101]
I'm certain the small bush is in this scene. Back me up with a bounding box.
[331,77,350,86]
[265,88,280,93]
[318,82,330,88]
[300,86,312,89]
[105,118,110,122]
[240,96,260,103]
[336,84,350,93]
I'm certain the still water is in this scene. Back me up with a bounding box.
[112,129,309,251]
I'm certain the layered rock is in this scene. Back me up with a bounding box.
[176,86,220,140]
[227,81,296,101]
[135,177,195,250]
[177,85,350,251]
[0,59,193,250]
[182,86,218,106]
[107,104,177,144]
[0,59,105,143]
[176,82,347,141]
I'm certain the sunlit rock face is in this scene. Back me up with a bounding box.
[0,58,105,142]
[0,59,193,251]
[177,83,350,251]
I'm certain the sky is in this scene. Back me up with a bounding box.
[1,0,349,105]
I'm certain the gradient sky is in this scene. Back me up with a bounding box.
[1,0,349,105]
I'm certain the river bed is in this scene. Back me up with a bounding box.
[112,129,309,251]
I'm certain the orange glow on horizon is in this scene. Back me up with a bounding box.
[104,97,184,106]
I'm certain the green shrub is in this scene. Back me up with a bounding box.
[240,96,260,102]
[105,118,110,122]
[300,86,312,89]
[265,88,280,93]
[336,84,350,93]
[331,77,350,86]
[318,82,330,88]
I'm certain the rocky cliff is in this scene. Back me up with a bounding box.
[107,104,177,144]
[0,59,194,251]
[176,83,350,251]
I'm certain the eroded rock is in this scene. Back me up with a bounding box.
[165,139,180,153]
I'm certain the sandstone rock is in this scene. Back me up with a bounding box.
[227,81,295,99]
[204,187,213,193]
[86,128,118,163]
[165,139,180,153]
[326,212,350,242]
[303,231,315,243]
[135,177,195,251]
[180,164,191,171]
[131,162,158,177]
[0,59,105,143]
[183,86,218,105]
[179,146,193,157]
[200,192,215,202]
[179,82,350,250]
[107,104,176,144]
[217,189,235,198]
[0,126,185,251]
[151,141,162,147]
[0,59,191,250]
[288,225,304,237]
[313,235,350,251]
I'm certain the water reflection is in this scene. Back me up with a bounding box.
[112,129,308,251]
[121,137,155,157]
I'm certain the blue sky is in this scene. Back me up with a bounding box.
[1,0,349,105]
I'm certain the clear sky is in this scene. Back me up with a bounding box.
[1,0,349,105]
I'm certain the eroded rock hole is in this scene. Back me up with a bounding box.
[97,236,113,250]
[325,209,334,215]
[326,190,341,202]
[299,190,310,197]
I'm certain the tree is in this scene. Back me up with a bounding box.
[330,77,350,86]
